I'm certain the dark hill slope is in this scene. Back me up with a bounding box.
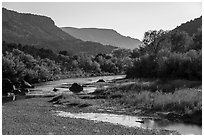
[61,27,141,49]
[2,8,116,55]
[173,16,202,36]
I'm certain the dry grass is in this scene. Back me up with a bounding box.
[95,79,202,114]
[119,88,201,113]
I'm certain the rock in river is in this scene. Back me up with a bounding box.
[53,88,58,92]
[69,83,83,93]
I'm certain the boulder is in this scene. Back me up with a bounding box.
[69,83,83,93]
[53,88,58,92]
[97,79,105,82]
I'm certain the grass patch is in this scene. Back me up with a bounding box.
[94,78,201,95]
[119,88,201,114]
[94,79,202,114]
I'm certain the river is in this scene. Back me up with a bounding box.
[31,75,125,94]
[54,111,202,135]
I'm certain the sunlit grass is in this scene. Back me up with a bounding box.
[118,88,201,113]
[96,79,202,114]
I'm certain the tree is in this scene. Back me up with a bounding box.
[130,48,140,58]
[191,27,202,50]
[111,48,131,58]
[59,50,71,56]
[77,54,101,73]
[142,30,167,55]
[169,30,193,53]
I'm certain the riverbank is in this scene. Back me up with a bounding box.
[2,97,178,135]
[47,77,202,134]
[2,75,201,135]
[91,78,202,125]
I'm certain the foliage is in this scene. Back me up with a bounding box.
[77,54,101,73]
[2,41,134,84]
[111,48,131,58]
[142,29,167,55]
[191,27,202,50]
[174,16,202,36]
[2,49,62,84]
[127,29,202,80]
[168,30,193,53]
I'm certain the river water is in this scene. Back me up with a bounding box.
[54,111,202,135]
[32,75,125,94]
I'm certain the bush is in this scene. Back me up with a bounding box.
[2,52,26,81]
[3,50,57,84]
[126,54,157,78]
[126,29,201,81]
[23,69,39,83]
[126,49,201,80]
[3,41,130,78]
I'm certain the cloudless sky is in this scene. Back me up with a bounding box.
[2,2,202,40]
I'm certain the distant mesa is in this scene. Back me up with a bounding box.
[61,27,142,49]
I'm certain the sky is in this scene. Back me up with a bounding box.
[2,2,202,40]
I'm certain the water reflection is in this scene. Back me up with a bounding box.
[54,111,202,135]
[83,87,97,93]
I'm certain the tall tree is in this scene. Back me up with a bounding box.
[142,30,167,55]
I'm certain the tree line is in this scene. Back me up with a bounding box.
[2,41,133,84]
[126,28,202,80]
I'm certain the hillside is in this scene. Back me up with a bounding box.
[2,8,116,55]
[173,16,202,36]
[61,27,141,49]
